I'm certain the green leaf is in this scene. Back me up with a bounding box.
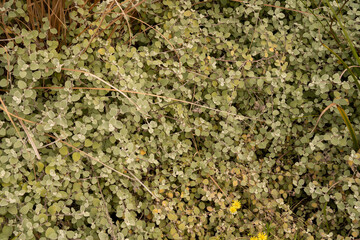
[167,213,178,221]
[59,146,69,156]
[334,192,342,201]
[98,232,109,240]
[84,139,93,147]
[325,0,360,66]
[24,89,33,98]
[17,80,27,89]
[37,162,44,172]
[33,71,42,79]
[1,226,13,237]
[194,207,200,215]
[244,61,252,70]
[20,203,31,214]
[50,28,58,34]
[19,71,27,78]
[72,152,81,162]
[0,79,8,87]
[184,10,192,17]
[98,48,106,55]
[178,223,186,231]
[30,62,39,70]
[48,205,58,215]
[45,227,58,239]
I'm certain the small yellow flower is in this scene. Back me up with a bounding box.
[257,232,268,240]
[250,237,258,240]
[232,200,241,209]
[229,206,237,214]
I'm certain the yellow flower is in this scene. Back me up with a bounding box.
[232,200,241,209]
[229,206,237,214]
[250,237,258,240]
[257,232,267,240]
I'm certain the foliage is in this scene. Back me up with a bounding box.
[0,0,360,239]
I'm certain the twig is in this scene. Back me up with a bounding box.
[33,85,260,121]
[0,97,23,142]
[17,114,41,160]
[61,68,149,118]
[0,105,36,124]
[38,138,63,149]
[45,134,159,201]
[113,0,132,46]
[45,133,134,180]
[208,174,228,198]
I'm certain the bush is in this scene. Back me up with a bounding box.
[0,0,360,239]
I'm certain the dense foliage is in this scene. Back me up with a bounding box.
[0,0,360,239]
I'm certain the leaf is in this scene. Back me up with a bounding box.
[1,226,13,237]
[0,79,8,87]
[45,166,55,175]
[184,10,192,17]
[72,152,81,162]
[33,71,42,79]
[20,203,31,214]
[45,227,58,239]
[17,80,27,89]
[98,232,109,240]
[84,139,93,147]
[98,48,106,55]
[59,146,68,155]
[37,162,44,172]
[167,213,178,221]
[244,61,252,70]
[19,71,27,78]
[48,205,59,215]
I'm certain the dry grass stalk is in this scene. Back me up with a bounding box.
[17,116,41,160]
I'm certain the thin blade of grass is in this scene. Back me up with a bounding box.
[325,0,360,66]
[336,105,359,151]
[0,97,23,140]
[113,0,133,45]
[321,42,360,90]
[0,97,37,179]
[17,116,41,160]
[298,0,353,64]
[310,103,337,134]
[340,66,360,80]
[311,102,359,151]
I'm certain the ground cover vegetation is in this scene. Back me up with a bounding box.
[0,0,359,239]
